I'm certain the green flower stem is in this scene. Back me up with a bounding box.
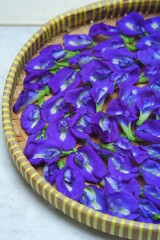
[101,142,115,152]
[61,147,77,156]
[57,159,66,170]
[65,50,80,58]
[119,121,136,142]
[120,35,135,44]
[136,110,151,126]
[125,43,137,52]
[153,214,160,220]
[38,98,45,107]
[138,76,149,84]
[96,100,105,112]
[37,85,50,99]
[56,61,69,67]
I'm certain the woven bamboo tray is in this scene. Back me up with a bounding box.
[2,1,160,239]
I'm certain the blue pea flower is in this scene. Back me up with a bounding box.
[102,48,136,71]
[20,104,46,135]
[13,86,50,113]
[136,33,160,50]
[56,165,85,201]
[41,92,70,122]
[39,44,66,61]
[63,34,92,51]
[80,185,107,213]
[48,67,81,94]
[143,144,160,161]
[117,12,145,36]
[66,145,107,183]
[24,71,53,91]
[140,159,160,187]
[91,112,119,143]
[142,185,160,209]
[89,22,118,38]
[43,162,60,185]
[24,140,61,167]
[144,16,160,34]
[149,73,160,92]
[92,36,124,58]
[137,47,160,66]
[106,191,139,220]
[64,87,95,113]
[108,153,139,181]
[137,199,160,223]
[68,50,93,68]
[135,119,160,143]
[46,113,76,151]
[79,59,112,87]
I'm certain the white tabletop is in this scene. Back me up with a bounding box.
[0,26,121,240]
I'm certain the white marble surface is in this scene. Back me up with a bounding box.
[0,26,122,240]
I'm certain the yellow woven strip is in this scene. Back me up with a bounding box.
[74,10,78,27]
[5,132,15,137]
[48,188,55,204]
[119,219,125,237]
[22,46,28,61]
[134,0,139,11]
[77,204,84,222]
[50,20,56,37]
[86,208,93,226]
[78,8,82,25]
[112,0,117,17]
[13,59,21,70]
[3,95,10,101]
[54,192,61,208]
[110,217,117,235]
[42,26,49,42]
[34,33,41,49]
[62,197,69,214]
[10,144,19,150]
[97,2,102,20]
[4,89,11,95]
[42,32,46,45]
[13,150,22,156]
[70,201,77,218]
[83,7,87,24]
[25,167,33,180]
[10,66,17,72]
[2,113,10,118]
[15,55,22,66]
[93,212,100,229]
[48,26,51,40]
[55,17,61,34]
[19,50,25,57]
[36,177,44,194]
[119,0,123,15]
[16,155,26,163]
[30,37,37,53]
[138,222,144,240]
[67,12,71,28]
[3,120,12,125]
[147,224,153,240]
[4,126,12,131]
[7,137,16,144]
[2,102,9,107]
[128,220,134,239]
[60,14,65,32]
[157,224,160,240]
[26,41,32,57]
[147,0,153,13]
[154,0,160,13]
[106,0,110,18]
[91,4,96,20]
[102,214,108,232]
[30,172,39,188]
[42,183,50,200]
[8,71,15,78]
[5,84,12,89]
[140,0,145,12]
[20,161,29,174]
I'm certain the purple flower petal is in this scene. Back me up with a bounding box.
[135,120,160,143]
[91,112,119,143]
[143,144,160,161]
[46,114,76,151]
[89,22,118,38]
[136,33,160,50]
[108,153,139,181]
[137,199,160,223]
[43,162,60,185]
[144,16,160,34]
[142,185,160,208]
[56,165,85,201]
[117,12,145,36]
[64,87,95,113]
[141,160,160,187]
[79,59,112,87]
[25,55,55,73]
[66,145,107,183]
[68,50,93,68]
[20,104,46,135]
[63,34,92,51]
[102,48,136,71]
[80,185,107,213]
[48,67,81,94]
[86,138,113,157]
[40,44,66,61]
[41,92,70,122]
[137,47,160,66]
[92,36,125,58]
[104,173,140,198]
[24,71,53,91]
[24,140,61,167]
[106,191,139,220]
[149,73,160,92]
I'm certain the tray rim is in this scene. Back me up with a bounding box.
[2,1,160,239]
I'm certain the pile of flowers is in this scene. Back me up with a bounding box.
[13,12,160,223]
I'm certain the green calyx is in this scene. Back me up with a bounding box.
[57,160,66,170]
[138,73,149,84]
[136,110,151,126]
[101,142,115,152]
[37,85,50,101]
[61,147,77,157]
[121,35,135,44]
[125,43,137,52]
[119,121,136,142]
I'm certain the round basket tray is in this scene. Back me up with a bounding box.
[2,1,160,239]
